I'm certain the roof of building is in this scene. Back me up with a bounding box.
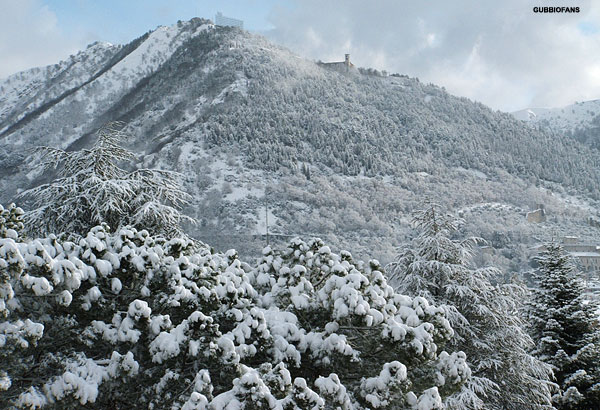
[571,252,600,258]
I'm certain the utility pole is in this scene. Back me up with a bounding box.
[265,195,269,246]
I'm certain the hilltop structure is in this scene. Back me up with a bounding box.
[318,54,355,73]
[561,236,600,272]
[215,12,243,29]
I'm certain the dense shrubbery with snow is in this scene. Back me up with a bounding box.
[1,206,471,408]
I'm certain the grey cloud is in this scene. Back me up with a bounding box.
[265,0,600,111]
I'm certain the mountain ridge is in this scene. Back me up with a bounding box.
[512,99,600,149]
[1,17,599,263]
[512,99,600,131]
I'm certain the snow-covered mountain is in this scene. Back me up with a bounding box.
[512,100,600,132]
[512,100,600,147]
[1,17,599,264]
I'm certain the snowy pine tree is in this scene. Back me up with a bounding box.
[19,122,192,237]
[250,238,472,408]
[1,215,470,408]
[529,243,600,409]
[0,203,44,396]
[389,204,554,409]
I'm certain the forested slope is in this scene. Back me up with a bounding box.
[1,17,598,264]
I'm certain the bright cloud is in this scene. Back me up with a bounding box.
[0,0,90,79]
[265,0,600,111]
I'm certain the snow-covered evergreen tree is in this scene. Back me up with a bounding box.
[1,215,470,408]
[0,203,44,396]
[250,238,472,408]
[529,243,600,409]
[20,122,192,237]
[388,204,554,409]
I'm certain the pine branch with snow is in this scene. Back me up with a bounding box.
[19,122,193,237]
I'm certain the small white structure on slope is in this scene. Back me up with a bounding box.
[215,12,244,29]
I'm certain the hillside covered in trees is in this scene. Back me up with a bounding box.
[4,128,589,408]
[0,17,599,264]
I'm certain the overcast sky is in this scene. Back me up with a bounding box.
[1,0,598,112]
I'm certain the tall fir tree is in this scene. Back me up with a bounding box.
[19,122,192,237]
[389,204,554,409]
[529,242,600,409]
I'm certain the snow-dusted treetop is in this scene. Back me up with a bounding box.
[389,204,554,409]
[1,215,470,408]
[19,122,193,237]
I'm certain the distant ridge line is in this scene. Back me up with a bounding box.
[0,33,150,140]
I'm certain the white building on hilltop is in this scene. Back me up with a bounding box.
[215,12,244,29]
[318,54,356,74]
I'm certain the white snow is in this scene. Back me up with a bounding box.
[512,99,600,134]
[211,75,249,105]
